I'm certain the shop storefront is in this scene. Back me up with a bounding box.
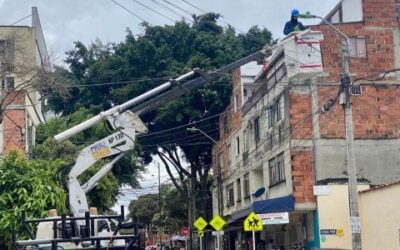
[225,196,319,250]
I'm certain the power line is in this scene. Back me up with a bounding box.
[9,14,32,26]
[181,0,244,33]
[131,0,176,23]
[111,0,148,23]
[151,0,193,23]
[162,0,194,17]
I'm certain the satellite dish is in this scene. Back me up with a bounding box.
[253,187,266,198]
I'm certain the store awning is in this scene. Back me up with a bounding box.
[230,195,295,221]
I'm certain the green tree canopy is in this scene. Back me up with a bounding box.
[0,151,66,249]
[42,13,273,218]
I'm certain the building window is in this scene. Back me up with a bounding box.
[226,183,234,207]
[236,137,240,155]
[0,39,15,68]
[277,96,284,121]
[243,174,250,198]
[267,107,275,128]
[2,77,14,91]
[254,117,260,142]
[243,88,248,97]
[244,128,249,152]
[397,3,400,21]
[233,95,238,112]
[223,115,229,134]
[218,153,223,176]
[269,152,285,186]
[267,96,284,128]
[236,179,241,202]
[227,144,231,165]
[349,36,366,58]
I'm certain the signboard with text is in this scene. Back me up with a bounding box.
[258,212,289,225]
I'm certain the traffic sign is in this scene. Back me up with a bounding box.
[212,231,224,236]
[209,215,225,231]
[198,231,204,237]
[194,217,208,231]
[244,212,263,231]
[181,227,190,236]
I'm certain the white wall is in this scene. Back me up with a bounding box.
[342,0,363,23]
[360,184,400,250]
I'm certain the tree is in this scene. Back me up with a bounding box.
[0,151,66,249]
[128,193,159,237]
[44,13,273,221]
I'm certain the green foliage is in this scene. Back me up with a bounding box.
[0,151,66,249]
[42,12,273,223]
[128,185,187,234]
[33,107,144,212]
[128,193,159,227]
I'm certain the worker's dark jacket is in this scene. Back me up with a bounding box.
[283,18,305,35]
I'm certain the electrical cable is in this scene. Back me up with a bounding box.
[181,0,244,33]
[161,0,194,16]
[130,0,176,23]
[111,0,149,23]
[9,14,32,26]
[151,0,193,23]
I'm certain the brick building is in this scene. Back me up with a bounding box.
[211,0,400,249]
[0,7,49,156]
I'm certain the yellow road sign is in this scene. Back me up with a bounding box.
[198,231,204,237]
[194,217,208,231]
[244,212,263,231]
[209,215,225,231]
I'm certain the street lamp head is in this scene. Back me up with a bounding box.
[298,11,317,19]
[186,127,198,133]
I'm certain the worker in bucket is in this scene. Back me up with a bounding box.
[283,9,305,35]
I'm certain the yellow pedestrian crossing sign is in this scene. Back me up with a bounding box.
[244,212,263,231]
[194,217,208,231]
[209,215,225,231]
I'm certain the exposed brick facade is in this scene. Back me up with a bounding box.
[214,0,400,211]
[213,68,243,179]
[3,91,26,154]
[289,92,313,140]
[291,150,315,203]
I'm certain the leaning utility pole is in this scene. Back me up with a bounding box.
[300,13,362,249]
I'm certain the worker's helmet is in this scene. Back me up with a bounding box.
[291,9,299,17]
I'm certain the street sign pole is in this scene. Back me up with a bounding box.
[216,234,220,250]
[252,231,256,250]
[200,236,203,250]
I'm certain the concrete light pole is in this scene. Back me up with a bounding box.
[300,13,362,249]
[187,127,223,250]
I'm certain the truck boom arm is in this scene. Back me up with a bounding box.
[54,48,269,220]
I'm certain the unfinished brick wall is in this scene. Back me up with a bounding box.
[318,85,346,139]
[213,68,243,179]
[312,0,397,83]
[291,149,315,203]
[310,0,400,139]
[2,91,26,154]
[288,92,312,140]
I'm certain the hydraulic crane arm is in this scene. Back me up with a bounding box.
[53,48,269,219]
[132,49,267,115]
[54,49,267,143]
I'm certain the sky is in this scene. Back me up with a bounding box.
[0,0,339,206]
[0,0,339,65]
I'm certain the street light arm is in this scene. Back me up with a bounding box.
[299,13,349,43]
[187,127,218,144]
